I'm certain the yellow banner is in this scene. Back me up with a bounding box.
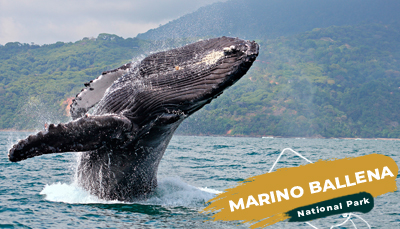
[202,154,398,228]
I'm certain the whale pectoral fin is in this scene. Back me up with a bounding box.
[70,62,134,120]
[8,115,137,162]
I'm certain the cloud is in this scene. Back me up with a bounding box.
[0,0,225,45]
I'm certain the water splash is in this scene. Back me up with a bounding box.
[40,182,112,204]
[15,96,66,131]
[40,177,221,207]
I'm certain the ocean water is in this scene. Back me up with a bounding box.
[0,131,399,228]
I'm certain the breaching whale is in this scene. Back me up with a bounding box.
[9,37,259,201]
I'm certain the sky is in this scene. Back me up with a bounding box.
[0,0,226,45]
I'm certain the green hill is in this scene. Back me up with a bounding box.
[0,34,149,129]
[176,23,400,138]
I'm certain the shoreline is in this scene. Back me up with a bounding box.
[176,133,400,141]
[2,129,399,141]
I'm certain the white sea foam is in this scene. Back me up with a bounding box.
[40,177,221,207]
[40,182,116,204]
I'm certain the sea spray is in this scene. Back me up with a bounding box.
[40,177,220,207]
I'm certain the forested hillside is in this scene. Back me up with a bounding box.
[176,23,400,138]
[0,34,149,129]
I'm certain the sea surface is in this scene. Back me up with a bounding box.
[1,131,399,228]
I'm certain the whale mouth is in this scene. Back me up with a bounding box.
[244,42,259,62]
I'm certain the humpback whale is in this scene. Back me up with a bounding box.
[9,37,259,201]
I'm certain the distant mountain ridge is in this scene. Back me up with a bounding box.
[137,0,400,41]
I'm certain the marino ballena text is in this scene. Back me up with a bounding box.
[229,166,394,212]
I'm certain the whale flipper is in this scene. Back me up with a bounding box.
[70,63,134,120]
[8,115,136,162]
